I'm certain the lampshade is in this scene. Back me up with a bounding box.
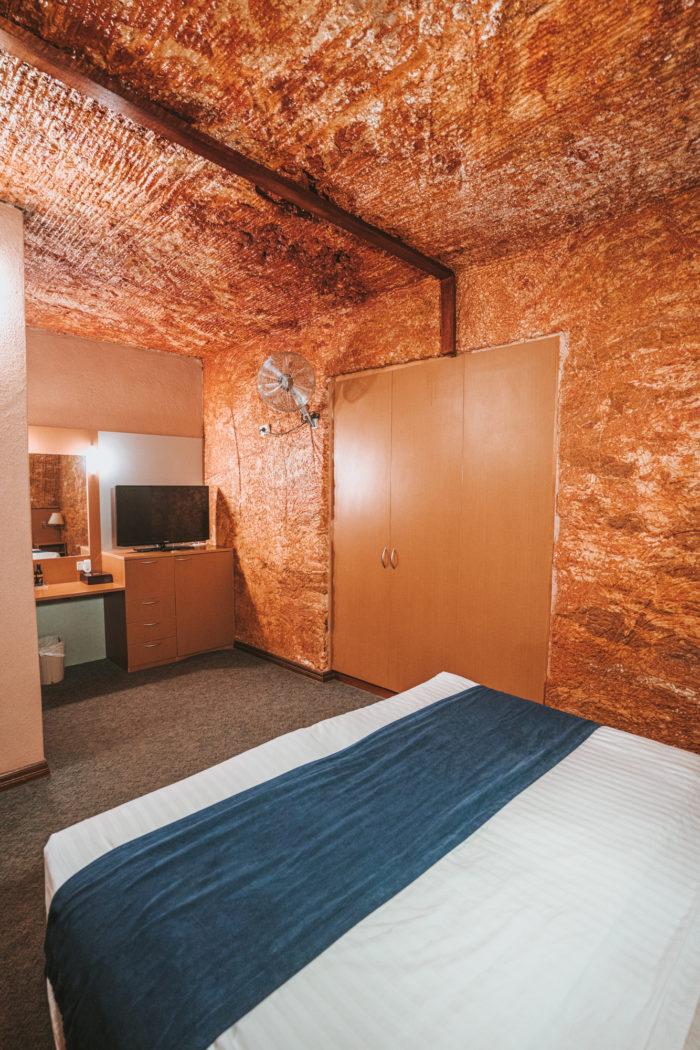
[47,511,65,527]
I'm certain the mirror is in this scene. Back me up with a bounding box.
[27,427,102,580]
[29,453,89,558]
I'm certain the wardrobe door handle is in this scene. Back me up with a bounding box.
[381,547,388,568]
[390,548,398,569]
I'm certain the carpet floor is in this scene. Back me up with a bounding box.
[0,648,374,1050]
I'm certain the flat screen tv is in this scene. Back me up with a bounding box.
[115,485,210,550]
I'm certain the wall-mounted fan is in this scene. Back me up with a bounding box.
[257,352,319,435]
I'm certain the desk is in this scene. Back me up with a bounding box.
[34,581,125,603]
[35,581,125,670]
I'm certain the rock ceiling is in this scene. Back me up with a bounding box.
[0,0,697,356]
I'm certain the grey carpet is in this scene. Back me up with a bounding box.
[0,649,374,1050]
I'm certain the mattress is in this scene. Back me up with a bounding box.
[45,672,700,1050]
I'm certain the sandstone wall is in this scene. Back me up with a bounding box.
[204,276,439,670]
[205,188,698,750]
[29,452,88,555]
[457,187,698,750]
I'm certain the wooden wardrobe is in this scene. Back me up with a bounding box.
[331,336,559,701]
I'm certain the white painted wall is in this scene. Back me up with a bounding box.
[37,598,106,667]
[98,431,204,550]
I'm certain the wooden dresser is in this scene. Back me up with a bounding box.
[102,547,234,671]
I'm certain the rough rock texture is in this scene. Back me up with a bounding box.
[59,454,89,554]
[0,2,697,748]
[0,1,697,345]
[29,453,60,508]
[204,276,439,669]
[29,453,88,554]
[203,188,699,751]
[0,50,415,354]
[455,187,699,751]
[2,0,697,263]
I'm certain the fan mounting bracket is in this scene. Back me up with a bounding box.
[259,409,319,437]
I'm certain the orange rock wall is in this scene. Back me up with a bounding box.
[29,453,60,507]
[29,453,88,555]
[456,186,699,751]
[205,189,698,751]
[204,277,439,670]
[58,454,89,555]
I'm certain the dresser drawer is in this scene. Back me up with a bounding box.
[103,546,234,673]
[124,557,174,601]
[126,616,177,646]
[128,635,177,670]
[126,593,176,624]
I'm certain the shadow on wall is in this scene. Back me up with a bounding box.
[215,489,261,647]
[215,487,235,548]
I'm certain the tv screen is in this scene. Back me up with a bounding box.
[115,485,210,549]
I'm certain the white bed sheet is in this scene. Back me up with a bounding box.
[45,672,700,1050]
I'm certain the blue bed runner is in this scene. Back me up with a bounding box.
[45,686,597,1050]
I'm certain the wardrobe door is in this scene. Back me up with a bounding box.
[332,371,393,687]
[388,357,463,693]
[453,337,558,702]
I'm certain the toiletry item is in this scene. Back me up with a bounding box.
[35,562,43,587]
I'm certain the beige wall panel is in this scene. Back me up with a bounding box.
[26,327,203,437]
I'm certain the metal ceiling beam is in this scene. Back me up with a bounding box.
[0,15,457,355]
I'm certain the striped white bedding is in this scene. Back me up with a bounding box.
[45,672,700,1050]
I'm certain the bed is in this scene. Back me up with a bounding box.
[44,672,700,1050]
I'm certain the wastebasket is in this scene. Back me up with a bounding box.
[39,635,65,685]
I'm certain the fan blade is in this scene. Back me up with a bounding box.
[257,352,317,413]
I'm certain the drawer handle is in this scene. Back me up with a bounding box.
[142,600,158,606]
[143,621,160,627]
[176,556,191,561]
[144,642,161,648]
[140,560,157,565]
